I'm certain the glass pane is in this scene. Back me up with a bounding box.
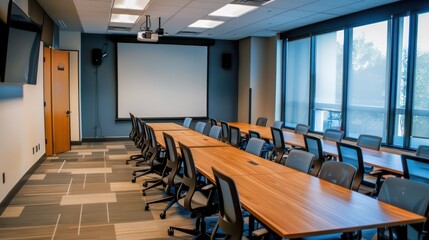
[393,16,409,146]
[313,31,344,132]
[285,38,310,128]
[411,12,429,148]
[347,21,389,140]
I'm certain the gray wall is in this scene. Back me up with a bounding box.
[81,34,238,139]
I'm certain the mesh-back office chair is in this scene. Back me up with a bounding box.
[247,130,271,158]
[129,119,151,167]
[416,145,429,159]
[220,121,230,143]
[127,116,144,164]
[357,134,382,150]
[229,126,244,149]
[401,154,429,185]
[323,129,344,142]
[270,127,286,164]
[211,167,245,240]
[168,143,216,238]
[272,121,283,129]
[336,142,364,192]
[208,126,222,140]
[318,161,356,189]
[377,177,429,240]
[183,117,192,128]
[304,135,325,176]
[255,117,268,127]
[144,133,183,219]
[295,124,310,135]
[209,118,218,127]
[195,122,207,134]
[284,150,314,174]
[131,125,165,183]
[245,137,266,157]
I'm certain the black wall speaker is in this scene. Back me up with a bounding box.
[222,53,231,69]
[92,48,102,66]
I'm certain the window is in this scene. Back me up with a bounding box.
[284,37,310,128]
[410,12,429,148]
[346,21,389,140]
[393,16,409,146]
[313,31,344,132]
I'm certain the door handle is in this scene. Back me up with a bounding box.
[66,110,71,115]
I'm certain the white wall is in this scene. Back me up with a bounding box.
[238,36,282,126]
[59,31,82,142]
[0,43,45,203]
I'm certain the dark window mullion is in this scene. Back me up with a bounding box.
[387,17,399,146]
[403,13,418,149]
[341,28,351,138]
[309,36,316,130]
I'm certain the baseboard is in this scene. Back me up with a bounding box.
[0,154,46,213]
[71,141,82,145]
[82,137,129,142]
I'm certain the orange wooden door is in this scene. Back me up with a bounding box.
[43,47,53,156]
[51,49,70,154]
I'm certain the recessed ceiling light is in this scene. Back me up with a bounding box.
[209,4,257,18]
[110,14,140,24]
[188,20,224,28]
[113,0,151,10]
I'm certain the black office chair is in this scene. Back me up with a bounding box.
[303,135,325,176]
[247,131,270,158]
[336,142,364,192]
[272,121,283,129]
[401,154,429,185]
[208,126,222,140]
[127,115,144,164]
[245,137,266,157]
[284,150,314,174]
[323,128,344,142]
[357,134,382,150]
[143,132,183,219]
[220,121,230,143]
[183,117,192,128]
[416,145,429,159]
[377,177,429,240]
[294,124,310,135]
[318,161,356,189]
[129,119,152,167]
[229,126,245,149]
[131,125,165,183]
[255,117,268,127]
[270,127,286,164]
[168,143,216,239]
[209,118,218,127]
[211,167,245,240]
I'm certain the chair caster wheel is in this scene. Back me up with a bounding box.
[142,191,146,196]
[168,228,174,236]
[143,182,148,187]
[145,205,149,211]
[131,179,136,183]
[135,163,139,167]
[160,212,166,219]
[125,161,129,165]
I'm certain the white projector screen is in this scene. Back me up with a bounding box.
[116,42,208,119]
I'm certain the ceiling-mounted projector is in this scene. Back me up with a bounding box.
[137,15,164,42]
[137,31,158,42]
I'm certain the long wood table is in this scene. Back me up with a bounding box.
[152,123,426,238]
[147,122,190,131]
[228,122,404,175]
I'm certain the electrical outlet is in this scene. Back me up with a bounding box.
[3,172,5,184]
[33,147,35,154]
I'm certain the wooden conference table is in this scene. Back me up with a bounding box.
[149,122,425,238]
[228,122,404,175]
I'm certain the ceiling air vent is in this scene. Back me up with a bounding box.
[230,0,272,7]
[177,31,201,36]
[108,26,132,31]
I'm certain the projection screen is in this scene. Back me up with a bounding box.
[116,42,208,119]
